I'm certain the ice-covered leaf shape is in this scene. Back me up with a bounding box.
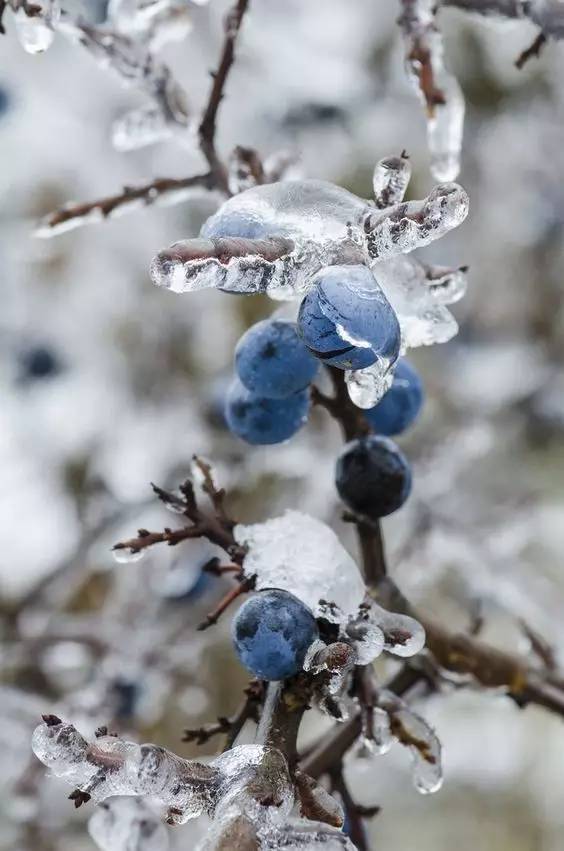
[374,254,460,349]
[234,511,366,622]
[150,178,468,297]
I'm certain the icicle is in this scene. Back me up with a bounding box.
[373,152,412,209]
[13,1,59,54]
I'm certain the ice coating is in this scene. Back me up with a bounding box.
[31,718,220,823]
[13,1,59,54]
[345,360,395,409]
[265,820,358,849]
[356,599,426,658]
[88,797,168,851]
[401,0,465,181]
[373,153,412,209]
[374,254,460,349]
[234,511,366,622]
[107,0,196,50]
[304,641,358,719]
[149,178,468,296]
[31,718,297,828]
[423,263,468,305]
[378,690,443,794]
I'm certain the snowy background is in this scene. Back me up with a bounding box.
[2,1,564,849]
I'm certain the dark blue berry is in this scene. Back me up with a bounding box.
[235,319,318,398]
[297,265,400,370]
[336,435,412,518]
[224,377,309,445]
[19,346,61,381]
[232,589,319,681]
[364,359,424,436]
[110,677,140,721]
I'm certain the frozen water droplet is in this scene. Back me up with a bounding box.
[14,2,59,54]
[235,511,366,623]
[373,153,411,209]
[345,359,394,409]
[112,547,145,564]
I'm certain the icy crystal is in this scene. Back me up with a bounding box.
[112,104,172,151]
[31,719,219,823]
[88,797,168,851]
[14,1,59,54]
[345,359,394,409]
[235,511,366,623]
[401,0,465,182]
[373,152,411,209]
[150,178,468,297]
[378,690,443,794]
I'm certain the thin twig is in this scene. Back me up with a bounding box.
[183,681,263,747]
[515,31,547,69]
[198,0,250,191]
[36,173,216,237]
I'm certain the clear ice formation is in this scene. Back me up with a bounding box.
[374,690,443,795]
[401,0,465,182]
[31,718,295,828]
[13,0,59,53]
[150,178,468,299]
[149,166,468,408]
[88,797,169,851]
[234,511,366,623]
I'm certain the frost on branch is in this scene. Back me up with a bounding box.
[235,510,366,623]
[399,0,465,182]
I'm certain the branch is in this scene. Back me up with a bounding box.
[198,0,251,191]
[36,173,217,237]
[183,681,263,748]
[515,31,547,69]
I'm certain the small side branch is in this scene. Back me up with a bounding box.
[515,31,547,69]
[183,680,263,748]
[36,173,217,237]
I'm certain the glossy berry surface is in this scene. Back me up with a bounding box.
[235,319,319,398]
[297,265,401,370]
[224,377,309,444]
[364,359,424,436]
[232,589,319,681]
[336,435,412,518]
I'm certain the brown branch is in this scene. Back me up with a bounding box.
[197,575,255,631]
[330,768,375,851]
[515,31,547,69]
[398,0,446,116]
[198,0,250,192]
[183,680,263,747]
[36,173,217,237]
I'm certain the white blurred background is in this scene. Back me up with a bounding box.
[2,2,564,849]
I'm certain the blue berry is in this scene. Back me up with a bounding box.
[297,265,400,370]
[364,359,424,436]
[235,319,319,399]
[224,377,309,445]
[232,589,319,681]
[110,677,140,721]
[336,435,412,518]
[19,346,61,381]
[202,208,269,240]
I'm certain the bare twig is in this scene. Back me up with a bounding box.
[198,0,251,191]
[183,681,263,747]
[515,31,547,69]
[36,173,217,237]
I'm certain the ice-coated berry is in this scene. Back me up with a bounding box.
[235,319,319,399]
[297,265,401,370]
[224,377,309,445]
[336,435,412,518]
[364,359,424,436]
[232,589,319,680]
[19,345,61,381]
